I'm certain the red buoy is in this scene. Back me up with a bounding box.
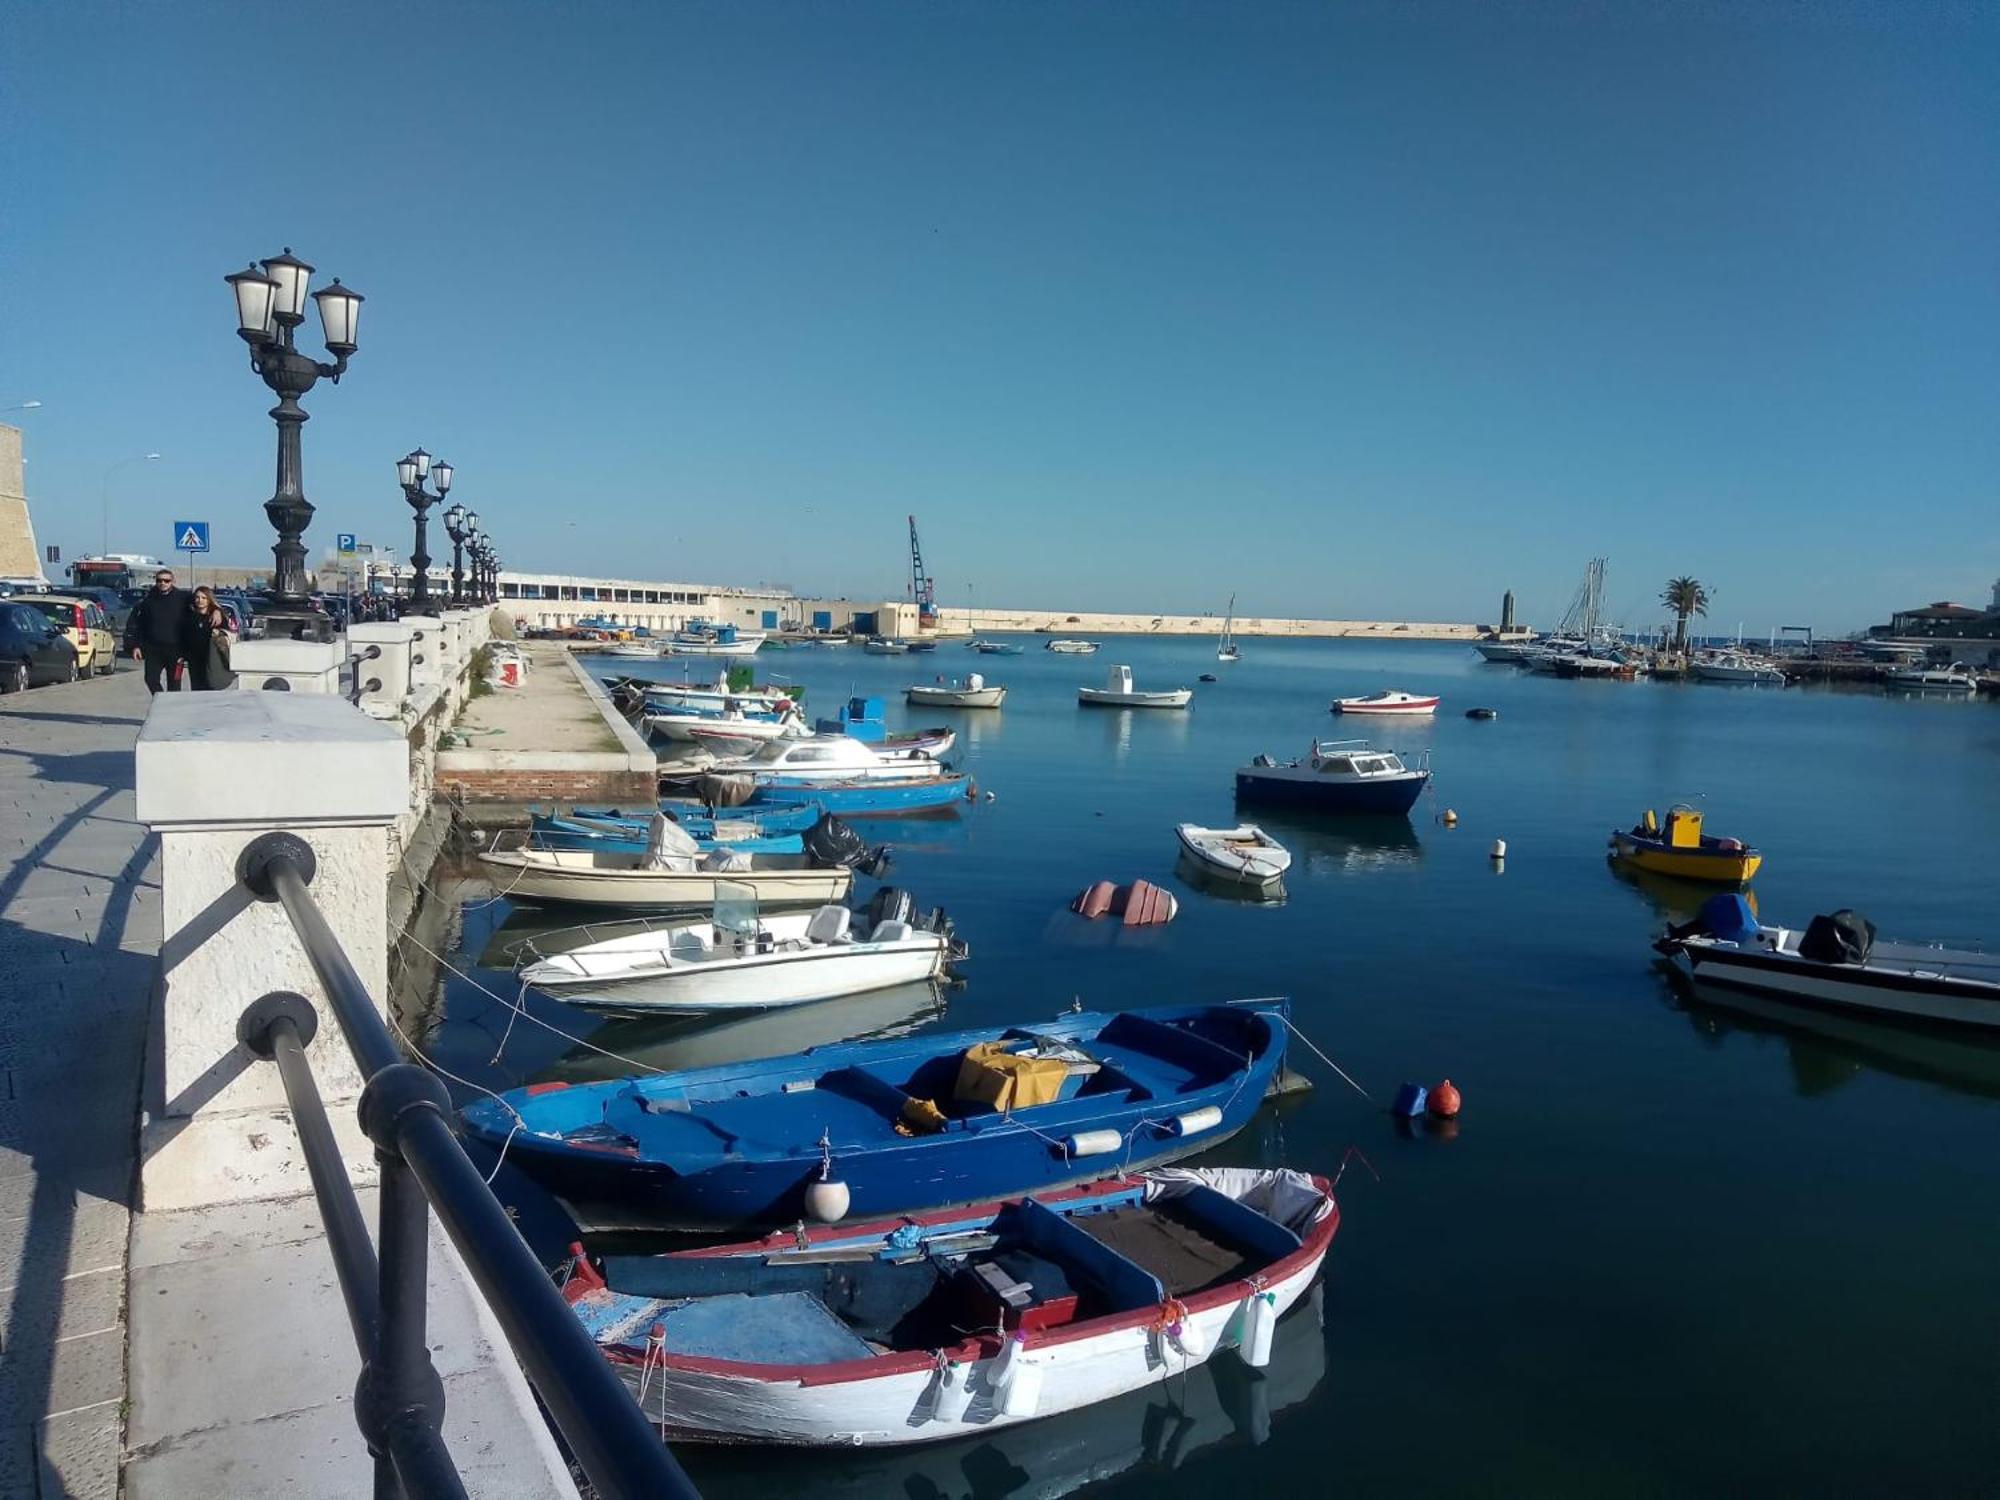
[1428,1078,1462,1119]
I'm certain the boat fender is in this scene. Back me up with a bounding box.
[1489,839,1507,859]
[1065,1128,1123,1158]
[1428,1079,1462,1119]
[1161,1299,1208,1360]
[1170,1106,1223,1137]
[995,1334,1043,1417]
[1391,1081,1428,1118]
[927,1354,975,1423]
[1441,808,1459,826]
[804,1178,850,1223]
[1239,1288,1279,1368]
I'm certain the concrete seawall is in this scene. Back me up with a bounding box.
[932,607,1487,641]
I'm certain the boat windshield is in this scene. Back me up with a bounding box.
[712,881,758,942]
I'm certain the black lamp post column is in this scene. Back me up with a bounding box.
[396,450,453,614]
[442,504,472,606]
[225,248,363,634]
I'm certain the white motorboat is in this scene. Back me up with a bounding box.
[667,623,765,658]
[641,680,799,714]
[1690,652,1786,685]
[1658,898,2000,1029]
[1174,823,1291,885]
[1078,664,1192,709]
[711,734,949,786]
[1216,593,1240,662]
[863,638,910,655]
[646,704,807,744]
[516,888,964,1012]
[1044,639,1099,654]
[906,673,1007,709]
[1882,662,1976,691]
[1473,638,1539,663]
[1330,690,1439,716]
[602,641,661,659]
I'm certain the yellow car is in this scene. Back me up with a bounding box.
[26,594,119,676]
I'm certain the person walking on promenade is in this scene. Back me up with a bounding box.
[184,586,236,691]
[124,567,192,694]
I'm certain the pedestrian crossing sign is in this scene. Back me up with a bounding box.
[173,521,210,553]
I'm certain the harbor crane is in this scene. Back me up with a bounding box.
[908,514,938,629]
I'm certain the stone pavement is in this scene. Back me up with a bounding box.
[0,662,157,1499]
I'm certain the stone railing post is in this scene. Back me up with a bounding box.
[346,621,417,717]
[232,636,346,693]
[135,693,406,1210]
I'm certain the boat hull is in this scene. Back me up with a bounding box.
[614,1208,1331,1446]
[528,941,947,1013]
[746,778,968,815]
[479,853,852,910]
[1609,832,1761,884]
[1235,768,1429,815]
[1174,824,1292,885]
[1078,690,1192,709]
[905,686,1006,708]
[1673,942,2000,1030]
[1330,695,1439,715]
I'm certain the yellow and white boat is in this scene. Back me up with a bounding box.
[1608,805,1762,885]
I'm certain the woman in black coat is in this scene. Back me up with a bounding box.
[184,587,236,691]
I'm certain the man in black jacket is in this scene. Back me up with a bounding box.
[124,567,192,693]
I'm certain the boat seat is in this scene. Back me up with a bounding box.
[1014,1198,1165,1316]
[869,918,914,943]
[806,906,852,944]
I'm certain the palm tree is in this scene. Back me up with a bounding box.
[1661,576,1711,653]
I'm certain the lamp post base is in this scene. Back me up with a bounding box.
[255,607,337,644]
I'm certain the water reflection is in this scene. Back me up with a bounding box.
[687,1283,1329,1500]
[1658,964,2000,1102]
[1606,859,1758,926]
[1173,852,1287,907]
[531,980,948,1084]
[1240,812,1424,875]
[1097,703,1193,764]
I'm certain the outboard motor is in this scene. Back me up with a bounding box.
[1799,909,1875,965]
[922,905,967,962]
[804,813,870,870]
[864,885,917,932]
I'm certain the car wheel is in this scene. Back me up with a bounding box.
[63,655,80,684]
[2,660,25,694]
[96,656,116,676]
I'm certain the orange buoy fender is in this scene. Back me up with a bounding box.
[1428,1078,1462,1119]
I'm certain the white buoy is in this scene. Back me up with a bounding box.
[803,1178,850,1223]
[1170,1312,1209,1360]
[1065,1129,1123,1157]
[1171,1106,1224,1137]
[999,1355,1043,1417]
[1239,1289,1278,1368]
[1489,839,1507,859]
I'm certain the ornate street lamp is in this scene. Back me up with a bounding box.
[225,247,363,633]
[396,449,452,612]
[442,504,473,604]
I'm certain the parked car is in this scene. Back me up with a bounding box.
[71,584,132,632]
[22,595,118,675]
[0,602,81,690]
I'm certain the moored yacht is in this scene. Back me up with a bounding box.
[1234,739,1431,815]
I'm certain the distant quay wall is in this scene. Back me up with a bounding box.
[933,607,1487,641]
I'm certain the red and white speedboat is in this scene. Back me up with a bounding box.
[1330,690,1439,716]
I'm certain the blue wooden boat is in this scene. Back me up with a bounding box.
[527,813,804,857]
[744,776,968,816]
[581,802,826,837]
[460,1001,1290,1232]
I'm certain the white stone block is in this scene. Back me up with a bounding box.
[231,636,345,694]
[406,617,445,692]
[137,693,404,827]
[346,621,416,717]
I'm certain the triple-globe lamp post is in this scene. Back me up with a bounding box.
[395,449,452,613]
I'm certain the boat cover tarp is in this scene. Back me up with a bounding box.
[1697,893,1760,945]
[1800,908,1875,965]
[803,813,868,870]
[652,1290,875,1365]
[955,1042,1070,1111]
[698,773,758,808]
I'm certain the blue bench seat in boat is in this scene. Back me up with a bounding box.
[1015,1198,1165,1314]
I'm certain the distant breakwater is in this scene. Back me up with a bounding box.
[935,607,1489,641]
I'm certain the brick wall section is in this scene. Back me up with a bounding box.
[438,768,657,803]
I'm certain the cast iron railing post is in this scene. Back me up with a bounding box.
[232,832,700,1500]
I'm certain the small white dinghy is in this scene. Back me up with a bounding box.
[1078,664,1193,709]
[517,885,965,1013]
[906,673,1007,709]
[1330,690,1439,716]
[1174,823,1292,886]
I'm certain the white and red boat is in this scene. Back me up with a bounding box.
[561,1167,1337,1447]
[1330,690,1440,716]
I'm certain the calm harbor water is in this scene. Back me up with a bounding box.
[415,637,2000,1496]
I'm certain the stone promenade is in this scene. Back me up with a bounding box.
[0,664,156,1499]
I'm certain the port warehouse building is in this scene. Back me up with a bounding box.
[489,568,920,636]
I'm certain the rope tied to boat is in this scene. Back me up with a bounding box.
[1227,1001,1374,1103]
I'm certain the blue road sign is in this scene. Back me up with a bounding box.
[174,520,210,553]
[336,532,358,554]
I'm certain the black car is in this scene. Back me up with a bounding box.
[0,601,81,691]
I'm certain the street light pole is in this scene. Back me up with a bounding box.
[395,450,453,613]
[224,248,364,634]
[442,504,473,605]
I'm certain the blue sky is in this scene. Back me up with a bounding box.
[4,1,1995,632]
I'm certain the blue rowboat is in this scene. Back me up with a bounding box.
[460,1000,1289,1232]
[745,776,968,817]
[527,813,804,857]
[576,802,826,837]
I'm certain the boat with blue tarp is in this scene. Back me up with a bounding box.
[460,1000,1290,1231]
[528,811,805,856]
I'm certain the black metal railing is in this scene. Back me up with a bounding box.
[232,831,699,1500]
